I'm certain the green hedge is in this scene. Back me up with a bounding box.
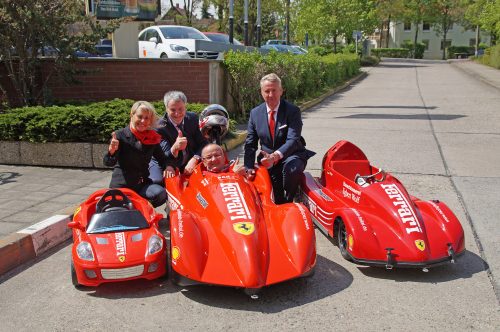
[372,48,410,58]
[448,46,475,59]
[0,99,209,143]
[401,41,426,59]
[223,50,360,115]
[476,44,500,69]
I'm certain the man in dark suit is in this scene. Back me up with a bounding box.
[244,73,315,204]
[149,91,207,184]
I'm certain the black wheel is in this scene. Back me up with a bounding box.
[71,259,84,289]
[166,234,181,285]
[337,219,353,261]
[160,53,168,59]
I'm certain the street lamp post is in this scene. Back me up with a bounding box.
[229,0,234,44]
[256,0,261,47]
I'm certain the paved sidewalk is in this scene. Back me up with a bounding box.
[449,58,500,90]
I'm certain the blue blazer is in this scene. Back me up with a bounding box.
[244,99,315,169]
[150,112,207,170]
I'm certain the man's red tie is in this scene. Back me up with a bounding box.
[269,110,275,140]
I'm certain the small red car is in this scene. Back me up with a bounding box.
[165,162,316,296]
[68,188,166,287]
[301,140,465,270]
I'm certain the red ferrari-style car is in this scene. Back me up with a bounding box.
[301,140,465,270]
[68,188,167,287]
[165,162,316,296]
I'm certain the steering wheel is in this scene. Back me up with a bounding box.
[355,169,386,186]
[95,189,133,213]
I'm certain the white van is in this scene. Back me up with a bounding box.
[138,25,220,59]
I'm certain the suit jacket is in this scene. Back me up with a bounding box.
[150,112,208,170]
[244,99,315,169]
[103,126,172,190]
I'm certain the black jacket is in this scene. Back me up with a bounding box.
[150,112,208,171]
[104,126,173,190]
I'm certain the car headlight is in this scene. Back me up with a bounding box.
[169,44,189,52]
[147,235,163,255]
[76,242,94,261]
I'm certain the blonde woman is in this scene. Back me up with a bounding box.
[104,101,173,207]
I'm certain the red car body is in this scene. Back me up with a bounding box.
[165,163,316,294]
[68,188,167,287]
[301,140,465,269]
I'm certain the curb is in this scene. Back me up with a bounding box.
[448,60,500,92]
[0,72,366,278]
[0,215,71,276]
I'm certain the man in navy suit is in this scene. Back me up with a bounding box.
[149,91,208,184]
[244,73,315,204]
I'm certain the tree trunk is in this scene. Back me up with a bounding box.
[386,15,391,48]
[442,22,447,60]
[413,24,419,59]
[333,33,338,53]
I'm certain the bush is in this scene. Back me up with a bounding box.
[308,46,332,56]
[447,46,475,59]
[360,55,380,66]
[401,41,426,59]
[0,99,209,143]
[223,50,360,116]
[371,48,410,58]
[476,44,500,69]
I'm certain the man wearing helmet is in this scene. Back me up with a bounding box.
[149,91,208,183]
[244,73,315,204]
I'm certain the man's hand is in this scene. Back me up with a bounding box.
[171,128,187,157]
[108,131,119,155]
[183,157,198,175]
[260,151,279,168]
[232,157,246,176]
[164,166,176,178]
[245,167,256,181]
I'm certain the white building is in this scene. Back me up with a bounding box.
[384,21,491,59]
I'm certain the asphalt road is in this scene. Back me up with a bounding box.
[1,59,499,331]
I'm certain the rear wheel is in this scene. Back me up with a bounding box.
[337,219,353,261]
[166,233,180,285]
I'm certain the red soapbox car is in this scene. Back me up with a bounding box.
[165,162,316,296]
[68,188,167,287]
[300,140,465,270]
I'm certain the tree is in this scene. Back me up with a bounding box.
[401,0,434,58]
[0,0,120,107]
[463,0,500,42]
[428,0,465,59]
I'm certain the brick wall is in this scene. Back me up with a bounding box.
[1,58,215,107]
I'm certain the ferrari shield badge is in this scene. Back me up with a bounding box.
[118,256,125,262]
[171,246,181,261]
[415,239,426,251]
[233,222,255,235]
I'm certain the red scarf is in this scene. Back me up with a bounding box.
[129,126,161,145]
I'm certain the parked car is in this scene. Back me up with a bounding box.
[260,44,306,55]
[203,32,243,45]
[138,25,221,59]
[265,39,287,45]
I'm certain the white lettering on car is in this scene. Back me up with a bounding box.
[381,183,422,234]
[343,181,361,203]
[115,232,126,256]
[220,182,252,220]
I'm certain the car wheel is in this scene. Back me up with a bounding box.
[337,219,353,261]
[71,259,84,289]
[166,235,180,285]
[160,53,168,59]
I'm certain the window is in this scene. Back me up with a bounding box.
[440,39,452,50]
[422,22,430,31]
[422,40,430,50]
[404,22,411,31]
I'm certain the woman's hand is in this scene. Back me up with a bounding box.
[164,166,176,178]
[108,132,119,155]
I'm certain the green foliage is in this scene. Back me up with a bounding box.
[447,46,474,58]
[360,55,380,66]
[476,44,500,69]
[223,50,360,116]
[0,99,209,143]
[308,46,332,56]
[372,48,411,58]
[401,41,426,59]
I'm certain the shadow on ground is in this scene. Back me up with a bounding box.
[177,254,353,313]
[0,172,21,185]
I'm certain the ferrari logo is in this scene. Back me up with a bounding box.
[233,222,255,235]
[171,246,180,261]
[118,256,125,262]
[415,240,426,251]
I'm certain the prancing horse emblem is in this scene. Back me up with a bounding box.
[233,222,255,235]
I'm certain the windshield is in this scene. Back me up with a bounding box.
[160,26,206,40]
[86,210,149,234]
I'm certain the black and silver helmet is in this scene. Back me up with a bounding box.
[199,104,229,144]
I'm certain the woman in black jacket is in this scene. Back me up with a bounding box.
[104,101,172,207]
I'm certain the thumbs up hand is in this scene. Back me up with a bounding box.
[172,128,187,157]
[108,131,119,155]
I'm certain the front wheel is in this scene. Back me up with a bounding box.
[160,53,168,59]
[71,259,85,289]
[337,219,353,262]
